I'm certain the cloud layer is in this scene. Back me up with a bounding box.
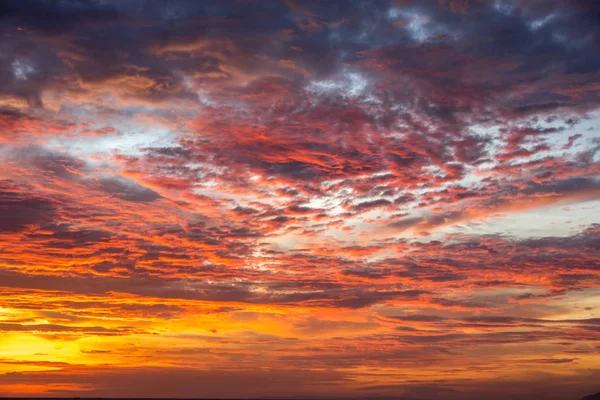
[0,1,600,399]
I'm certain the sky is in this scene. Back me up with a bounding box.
[0,0,599,399]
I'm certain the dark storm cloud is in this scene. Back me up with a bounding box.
[95,176,161,203]
[524,177,600,196]
[0,180,58,232]
[26,223,114,249]
[352,198,393,212]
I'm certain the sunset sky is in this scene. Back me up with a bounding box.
[0,0,599,399]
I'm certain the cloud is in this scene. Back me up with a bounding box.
[94,176,161,203]
[1,0,600,398]
[0,180,58,232]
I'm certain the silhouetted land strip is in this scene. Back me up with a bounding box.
[0,395,598,400]
[582,393,600,400]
